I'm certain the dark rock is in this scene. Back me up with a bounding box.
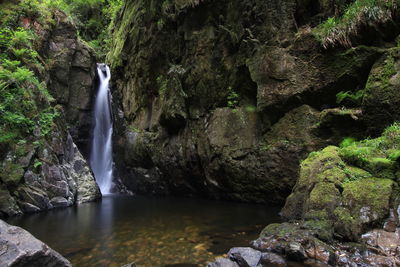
[207,258,240,267]
[362,48,400,134]
[109,0,384,204]
[18,202,41,213]
[259,252,287,267]
[286,242,307,262]
[228,247,262,267]
[0,186,21,218]
[0,219,71,266]
[50,197,69,208]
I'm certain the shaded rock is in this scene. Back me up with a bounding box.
[18,202,41,213]
[50,197,69,208]
[363,48,400,135]
[17,185,53,211]
[43,11,97,155]
[109,0,383,204]
[207,257,240,267]
[0,186,21,218]
[259,252,286,267]
[0,219,71,267]
[228,247,262,267]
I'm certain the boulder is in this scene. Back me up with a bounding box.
[0,220,71,267]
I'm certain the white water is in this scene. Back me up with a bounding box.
[90,64,113,194]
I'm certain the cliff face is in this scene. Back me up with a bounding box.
[0,6,100,218]
[109,0,399,203]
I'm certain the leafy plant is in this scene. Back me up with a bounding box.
[336,90,364,106]
[227,86,239,109]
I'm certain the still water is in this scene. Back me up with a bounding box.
[7,195,281,267]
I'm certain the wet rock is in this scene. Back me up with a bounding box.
[50,197,69,208]
[0,220,71,266]
[259,252,286,267]
[0,186,22,218]
[207,258,239,267]
[286,242,307,262]
[17,185,53,211]
[18,202,41,213]
[228,247,262,267]
[361,228,400,257]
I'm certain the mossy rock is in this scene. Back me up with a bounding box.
[0,161,24,187]
[342,178,393,225]
[282,124,400,241]
[362,49,400,134]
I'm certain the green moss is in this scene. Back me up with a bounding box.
[342,178,393,214]
[366,52,396,91]
[333,207,360,240]
[0,162,24,186]
[307,182,340,211]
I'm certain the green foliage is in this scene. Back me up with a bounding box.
[50,0,123,59]
[0,9,58,145]
[33,159,42,168]
[336,90,364,106]
[227,86,239,109]
[314,0,396,48]
[340,137,356,148]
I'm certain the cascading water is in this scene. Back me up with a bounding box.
[90,64,113,194]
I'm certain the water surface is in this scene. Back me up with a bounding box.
[7,195,281,267]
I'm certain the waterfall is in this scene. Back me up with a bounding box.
[90,64,113,194]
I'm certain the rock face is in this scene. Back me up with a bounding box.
[0,122,101,218]
[0,219,71,267]
[108,0,394,203]
[39,10,97,156]
[208,125,400,266]
[0,9,101,218]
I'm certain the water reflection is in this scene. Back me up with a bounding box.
[7,195,281,267]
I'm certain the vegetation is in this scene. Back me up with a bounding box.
[314,0,397,48]
[227,86,240,109]
[0,5,59,145]
[0,0,123,146]
[336,90,364,106]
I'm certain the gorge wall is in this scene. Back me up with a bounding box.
[0,4,100,218]
[109,0,400,203]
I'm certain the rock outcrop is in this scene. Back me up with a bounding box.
[0,219,71,267]
[108,0,397,203]
[39,10,98,156]
[0,7,100,218]
[208,124,400,266]
[0,122,101,218]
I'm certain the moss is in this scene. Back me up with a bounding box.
[0,162,24,186]
[307,182,340,212]
[342,165,372,183]
[299,146,348,188]
[342,178,393,217]
[333,207,360,240]
[302,219,334,242]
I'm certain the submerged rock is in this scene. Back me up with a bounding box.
[0,220,71,267]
